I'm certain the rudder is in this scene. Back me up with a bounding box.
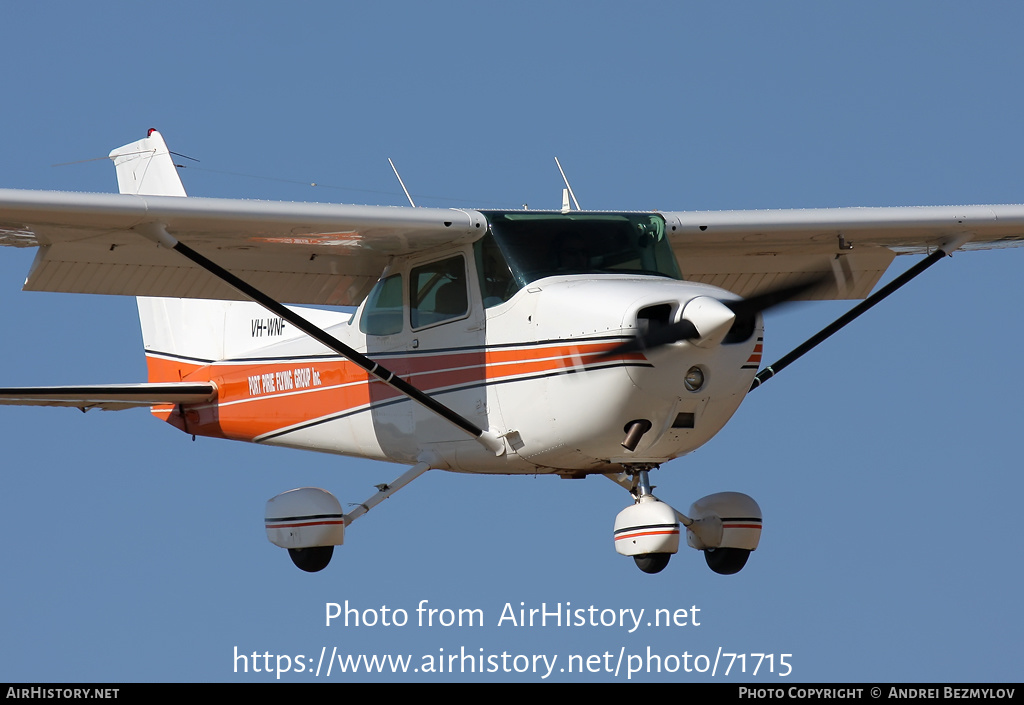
[109,129,187,197]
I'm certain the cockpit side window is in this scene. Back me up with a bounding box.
[410,255,468,329]
[359,273,404,336]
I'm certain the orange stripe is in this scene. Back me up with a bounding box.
[145,341,644,441]
[614,529,680,541]
[146,355,205,383]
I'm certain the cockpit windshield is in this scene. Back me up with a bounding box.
[481,212,681,295]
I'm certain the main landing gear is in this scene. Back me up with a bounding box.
[264,461,761,576]
[609,465,762,575]
[265,461,434,572]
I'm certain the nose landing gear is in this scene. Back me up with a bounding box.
[609,466,762,575]
[612,466,679,574]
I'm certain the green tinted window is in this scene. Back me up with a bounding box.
[359,274,403,336]
[482,212,681,287]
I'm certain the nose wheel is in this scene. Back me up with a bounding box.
[612,466,680,574]
[608,466,762,575]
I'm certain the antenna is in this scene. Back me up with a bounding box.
[388,158,417,207]
[554,157,581,211]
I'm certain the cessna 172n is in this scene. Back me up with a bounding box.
[1,130,1022,575]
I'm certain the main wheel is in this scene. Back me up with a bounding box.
[703,547,749,575]
[633,552,671,574]
[288,546,334,572]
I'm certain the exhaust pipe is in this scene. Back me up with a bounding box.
[621,419,653,451]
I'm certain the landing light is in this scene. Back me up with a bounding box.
[684,367,705,392]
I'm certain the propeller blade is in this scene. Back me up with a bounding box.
[722,276,827,319]
[605,319,700,356]
[600,275,827,360]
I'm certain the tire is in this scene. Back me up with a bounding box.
[633,552,671,574]
[288,546,334,572]
[703,547,749,575]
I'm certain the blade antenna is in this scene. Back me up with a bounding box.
[554,157,581,211]
[388,158,417,207]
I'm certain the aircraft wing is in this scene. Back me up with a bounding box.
[662,205,1024,299]
[0,383,216,411]
[0,188,485,306]
[3,184,1024,306]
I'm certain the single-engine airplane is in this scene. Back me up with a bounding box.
[2,130,1023,575]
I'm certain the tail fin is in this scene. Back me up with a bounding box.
[110,129,221,378]
[109,128,187,197]
[111,131,351,381]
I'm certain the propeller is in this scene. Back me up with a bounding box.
[602,276,826,358]
[722,277,827,322]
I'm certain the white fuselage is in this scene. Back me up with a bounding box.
[146,264,762,476]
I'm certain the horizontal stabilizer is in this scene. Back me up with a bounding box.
[0,383,215,411]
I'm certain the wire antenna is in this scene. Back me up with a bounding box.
[54,150,199,169]
[388,158,417,207]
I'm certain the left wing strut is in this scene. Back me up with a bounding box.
[140,223,506,456]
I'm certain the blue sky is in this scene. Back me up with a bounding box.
[1,2,1022,683]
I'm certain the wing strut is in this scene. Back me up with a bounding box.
[139,224,505,455]
[343,460,433,527]
[749,244,959,391]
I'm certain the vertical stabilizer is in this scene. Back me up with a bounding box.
[109,129,187,197]
[114,131,355,382]
[113,129,225,377]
